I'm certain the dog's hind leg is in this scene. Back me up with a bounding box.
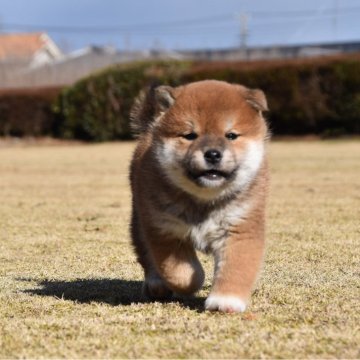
[130,210,173,300]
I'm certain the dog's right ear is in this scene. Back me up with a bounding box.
[154,86,175,112]
[130,85,175,136]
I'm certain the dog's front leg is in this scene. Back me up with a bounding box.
[147,235,205,296]
[206,223,265,313]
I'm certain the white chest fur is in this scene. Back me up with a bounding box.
[152,199,251,253]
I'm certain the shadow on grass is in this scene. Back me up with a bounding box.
[21,278,205,311]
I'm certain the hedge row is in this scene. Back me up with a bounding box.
[53,61,190,141]
[185,58,360,136]
[54,56,360,140]
[0,87,61,137]
[1,55,360,140]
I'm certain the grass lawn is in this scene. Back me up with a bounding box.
[0,140,359,358]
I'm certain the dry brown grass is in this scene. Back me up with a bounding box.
[0,140,359,358]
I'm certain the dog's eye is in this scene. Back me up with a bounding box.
[225,132,240,140]
[181,132,198,140]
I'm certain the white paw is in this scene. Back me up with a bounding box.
[205,294,247,313]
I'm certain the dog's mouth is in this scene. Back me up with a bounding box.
[187,168,234,183]
[197,169,229,180]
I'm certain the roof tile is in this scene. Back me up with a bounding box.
[0,32,47,61]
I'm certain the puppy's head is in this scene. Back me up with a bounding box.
[131,80,268,201]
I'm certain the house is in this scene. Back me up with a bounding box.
[0,44,184,88]
[2,33,360,88]
[0,32,63,69]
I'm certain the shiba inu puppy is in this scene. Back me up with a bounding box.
[129,80,269,313]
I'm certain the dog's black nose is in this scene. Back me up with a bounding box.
[204,149,222,164]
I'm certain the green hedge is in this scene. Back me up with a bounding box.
[184,59,360,136]
[53,61,191,141]
[0,87,61,137]
[54,56,360,141]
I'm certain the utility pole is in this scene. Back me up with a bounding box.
[123,34,131,52]
[332,0,339,41]
[236,12,249,58]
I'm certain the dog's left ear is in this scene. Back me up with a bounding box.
[246,89,268,112]
[237,85,268,112]
[154,85,175,112]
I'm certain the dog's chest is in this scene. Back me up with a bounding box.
[153,200,249,253]
[188,215,227,252]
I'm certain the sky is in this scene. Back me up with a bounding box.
[0,0,360,53]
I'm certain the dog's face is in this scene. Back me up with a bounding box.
[152,80,268,201]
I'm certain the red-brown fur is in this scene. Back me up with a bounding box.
[130,80,269,312]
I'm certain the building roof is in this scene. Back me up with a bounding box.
[0,32,62,62]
